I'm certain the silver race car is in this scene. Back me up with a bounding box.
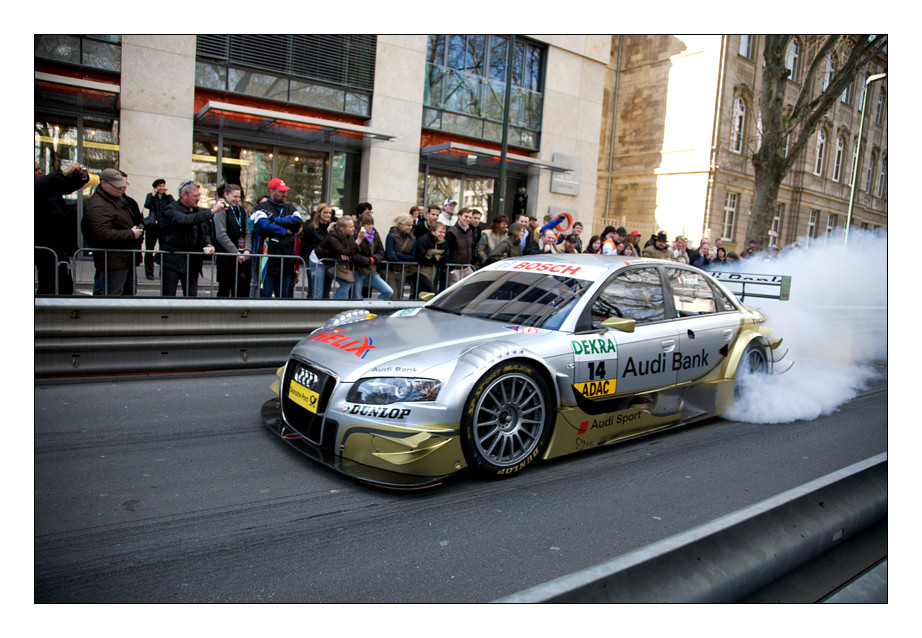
[262,254,789,488]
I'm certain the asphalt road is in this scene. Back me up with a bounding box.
[34,368,887,603]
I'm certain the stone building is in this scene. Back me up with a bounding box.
[594,35,888,252]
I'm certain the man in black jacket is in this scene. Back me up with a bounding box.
[34,160,89,294]
[160,180,223,296]
[142,178,174,279]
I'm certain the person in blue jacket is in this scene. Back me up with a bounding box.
[251,178,302,297]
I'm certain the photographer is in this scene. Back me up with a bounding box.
[160,180,222,296]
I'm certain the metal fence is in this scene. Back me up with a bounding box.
[35,247,472,300]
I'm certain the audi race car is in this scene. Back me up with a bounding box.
[261,254,789,489]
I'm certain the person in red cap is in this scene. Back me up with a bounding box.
[251,178,303,297]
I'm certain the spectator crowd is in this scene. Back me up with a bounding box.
[35,164,792,299]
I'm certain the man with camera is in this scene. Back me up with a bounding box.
[160,180,224,296]
[83,168,144,296]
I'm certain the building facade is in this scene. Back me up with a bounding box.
[35,35,609,250]
[593,35,888,251]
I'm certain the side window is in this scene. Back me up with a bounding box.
[666,268,718,317]
[590,268,665,327]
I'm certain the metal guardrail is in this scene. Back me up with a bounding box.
[38,246,465,300]
[494,453,887,603]
[34,298,423,376]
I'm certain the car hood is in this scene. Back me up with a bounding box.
[290,308,545,381]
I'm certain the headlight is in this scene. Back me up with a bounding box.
[346,378,441,405]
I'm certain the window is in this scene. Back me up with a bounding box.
[665,269,720,317]
[858,74,866,111]
[877,155,887,198]
[865,151,877,193]
[590,268,665,326]
[739,35,753,59]
[722,192,738,241]
[814,129,826,175]
[826,213,839,235]
[730,97,746,153]
[34,35,121,72]
[832,137,845,182]
[195,35,377,117]
[807,210,819,243]
[786,39,800,82]
[770,204,784,249]
[823,54,835,90]
[876,88,886,125]
[842,80,852,105]
[425,35,546,150]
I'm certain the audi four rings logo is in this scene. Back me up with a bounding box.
[294,367,319,389]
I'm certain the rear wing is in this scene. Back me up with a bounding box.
[710,271,791,302]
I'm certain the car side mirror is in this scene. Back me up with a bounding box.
[601,317,636,333]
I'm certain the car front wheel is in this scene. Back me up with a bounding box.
[460,362,553,478]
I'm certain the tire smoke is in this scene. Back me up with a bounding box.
[719,229,887,424]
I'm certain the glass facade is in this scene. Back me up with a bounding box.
[195,35,376,118]
[34,35,121,72]
[424,35,545,150]
[192,134,357,216]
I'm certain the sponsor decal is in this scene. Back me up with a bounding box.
[571,337,617,356]
[487,260,608,281]
[343,404,411,420]
[622,349,711,377]
[289,381,320,414]
[574,379,618,399]
[392,308,421,318]
[577,411,644,435]
[371,365,418,373]
[511,261,583,276]
[506,326,539,334]
[308,330,376,359]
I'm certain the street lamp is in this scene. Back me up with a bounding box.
[844,72,886,247]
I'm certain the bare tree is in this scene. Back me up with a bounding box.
[748,35,887,248]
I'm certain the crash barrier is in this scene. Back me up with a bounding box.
[495,453,887,603]
[34,297,424,377]
[38,247,471,301]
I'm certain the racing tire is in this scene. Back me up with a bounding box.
[734,341,769,400]
[460,362,553,478]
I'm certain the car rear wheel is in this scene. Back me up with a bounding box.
[460,362,553,478]
[734,341,768,400]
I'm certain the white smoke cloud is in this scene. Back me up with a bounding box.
[719,228,887,424]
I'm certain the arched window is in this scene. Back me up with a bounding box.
[832,137,845,182]
[731,97,746,153]
[814,129,826,175]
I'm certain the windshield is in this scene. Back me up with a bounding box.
[429,269,591,329]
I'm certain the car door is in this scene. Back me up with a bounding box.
[571,265,678,401]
